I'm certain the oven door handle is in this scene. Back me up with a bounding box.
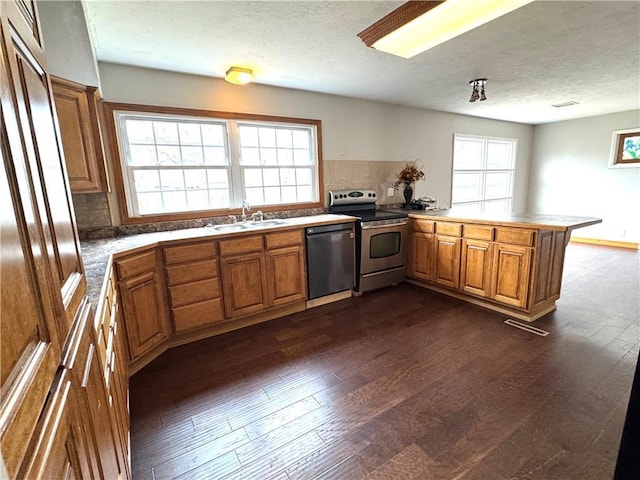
[361,221,408,230]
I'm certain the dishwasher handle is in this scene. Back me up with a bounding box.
[306,223,354,236]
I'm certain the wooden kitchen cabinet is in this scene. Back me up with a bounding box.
[95,264,130,479]
[16,369,90,479]
[405,215,589,322]
[0,0,108,476]
[433,235,461,289]
[265,231,307,307]
[220,229,307,319]
[410,232,435,281]
[490,243,532,309]
[51,76,109,193]
[221,251,269,319]
[116,250,170,362]
[409,219,435,282]
[460,239,493,298]
[163,241,225,334]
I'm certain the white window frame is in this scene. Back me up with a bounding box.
[107,104,321,222]
[451,134,517,213]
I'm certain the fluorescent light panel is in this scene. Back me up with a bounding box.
[361,0,535,59]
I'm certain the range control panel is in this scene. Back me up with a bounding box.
[329,189,377,206]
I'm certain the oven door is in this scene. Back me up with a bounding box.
[359,220,408,275]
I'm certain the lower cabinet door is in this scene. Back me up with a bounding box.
[220,252,268,318]
[119,270,169,361]
[460,239,492,298]
[490,243,533,308]
[434,235,461,289]
[409,232,435,281]
[265,246,307,307]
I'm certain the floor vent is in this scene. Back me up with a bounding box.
[504,319,549,336]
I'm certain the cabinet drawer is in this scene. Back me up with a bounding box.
[463,225,494,241]
[436,222,462,237]
[166,259,219,286]
[115,250,156,279]
[495,228,535,246]
[172,298,225,334]
[265,230,303,249]
[412,219,435,233]
[163,241,217,264]
[219,235,263,256]
[169,277,220,307]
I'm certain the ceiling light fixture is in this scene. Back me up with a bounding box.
[225,67,253,85]
[552,101,580,108]
[469,78,487,103]
[358,0,535,59]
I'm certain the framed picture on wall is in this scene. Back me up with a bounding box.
[609,128,640,168]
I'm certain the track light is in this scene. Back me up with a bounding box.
[469,78,487,103]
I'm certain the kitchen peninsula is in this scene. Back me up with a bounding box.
[406,210,601,321]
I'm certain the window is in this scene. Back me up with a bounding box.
[451,135,516,213]
[105,104,321,222]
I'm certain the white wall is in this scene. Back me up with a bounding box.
[38,0,100,87]
[98,62,534,211]
[529,110,640,242]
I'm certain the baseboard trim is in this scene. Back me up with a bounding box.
[570,237,639,250]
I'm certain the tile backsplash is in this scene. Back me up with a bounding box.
[324,159,408,205]
[72,193,112,229]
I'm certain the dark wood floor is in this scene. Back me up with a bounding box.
[130,243,639,479]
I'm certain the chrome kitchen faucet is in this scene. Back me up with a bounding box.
[241,199,250,222]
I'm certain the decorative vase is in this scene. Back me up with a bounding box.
[403,184,413,208]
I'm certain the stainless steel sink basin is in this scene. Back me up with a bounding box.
[205,219,288,232]
[252,219,288,227]
[208,223,253,232]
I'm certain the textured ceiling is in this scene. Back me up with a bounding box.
[82,0,640,125]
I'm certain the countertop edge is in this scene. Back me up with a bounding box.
[406,211,602,231]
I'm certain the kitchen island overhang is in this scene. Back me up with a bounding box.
[404,210,602,322]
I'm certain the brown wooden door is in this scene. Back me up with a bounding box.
[491,244,533,309]
[460,239,492,298]
[434,235,461,289]
[409,232,435,281]
[265,245,307,307]
[221,252,268,318]
[119,270,170,361]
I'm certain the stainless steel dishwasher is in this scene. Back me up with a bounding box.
[306,223,355,299]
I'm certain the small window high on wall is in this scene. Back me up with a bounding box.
[104,103,322,224]
[451,134,517,213]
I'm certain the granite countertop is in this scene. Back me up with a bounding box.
[398,209,602,231]
[81,214,356,311]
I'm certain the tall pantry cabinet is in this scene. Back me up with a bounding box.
[1,1,126,478]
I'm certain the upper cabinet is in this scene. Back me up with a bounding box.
[51,76,109,193]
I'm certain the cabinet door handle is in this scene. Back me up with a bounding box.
[82,344,95,388]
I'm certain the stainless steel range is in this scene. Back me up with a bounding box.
[328,189,408,294]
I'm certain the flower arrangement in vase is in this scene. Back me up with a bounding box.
[393,162,425,207]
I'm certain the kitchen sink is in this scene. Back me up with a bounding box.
[252,219,288,227]
[207,223,253,232]
[205,219,288,232]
